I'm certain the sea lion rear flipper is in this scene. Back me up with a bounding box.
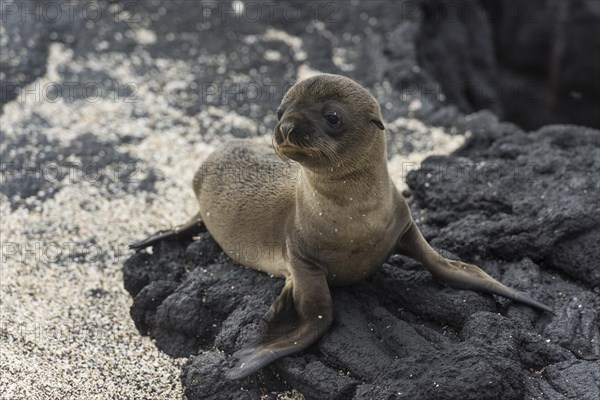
[129,214,205,250]
[396,222,553,313]
[225,262,333,380]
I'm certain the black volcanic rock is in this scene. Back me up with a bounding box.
[3,0,598,396]
[417,0,600,130]
[111,1,599,399]
[123,240,187,297]
[407,122,600,288]
[124,116,599,399]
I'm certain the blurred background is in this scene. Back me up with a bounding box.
[1,1,599,399]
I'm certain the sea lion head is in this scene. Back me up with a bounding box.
[273,74,385,170]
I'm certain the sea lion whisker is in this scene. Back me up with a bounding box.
[132,73,552,382]
[272,135,290,163]
[320,141,343,166]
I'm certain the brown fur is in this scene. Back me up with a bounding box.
[131,74,552,380]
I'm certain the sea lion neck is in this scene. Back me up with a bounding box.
[298,154,392,206]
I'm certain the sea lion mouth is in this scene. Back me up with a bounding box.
[272,137,317,163]
[275,136,302,148]
[278,141,303,150]
[272,120,344,167]
[273,140,344,169]
[277,141,311,156]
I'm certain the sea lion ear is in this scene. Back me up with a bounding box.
[370,113,385,130]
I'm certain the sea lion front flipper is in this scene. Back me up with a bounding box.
[396,222,553,313]
[129,214,205,250]
[225,261,333,380]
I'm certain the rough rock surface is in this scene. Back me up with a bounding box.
[119,2,600,398]
[3,0,599,398]
[417,0,600,130]
[124,116,600,399]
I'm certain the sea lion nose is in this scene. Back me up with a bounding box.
[280,122,294,140]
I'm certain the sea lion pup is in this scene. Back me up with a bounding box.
[130,74,552,379]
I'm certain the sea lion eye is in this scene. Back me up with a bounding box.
[277,109,283,121]
[324,112,340,125]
